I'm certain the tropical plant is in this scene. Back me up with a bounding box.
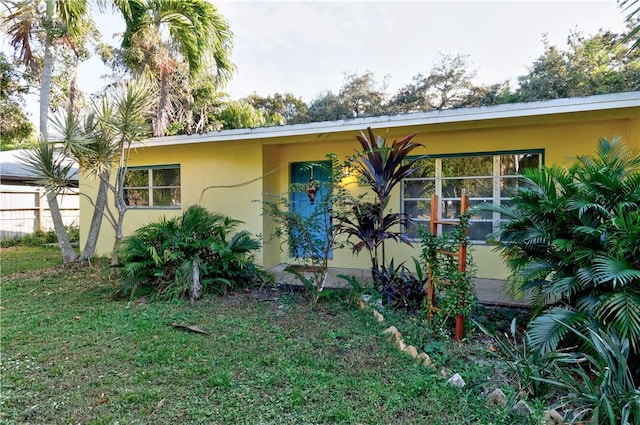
[1,0,94,138]
[338,127,425,281]
[620,0,640,51]
[114,0,235,136]
[374,259,425,311]
[20,139,78,262]
[475,318,562,399]
[480,136,640,357]
[419,211,476,327]
[263,154,351,304]
[536,323,640,425]
[119,205,263,302]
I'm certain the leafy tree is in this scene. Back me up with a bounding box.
[481,137,640,357]
[512,30,640,102]
[1,0,96,138]
[306,72,389,123]
[0,53,34,150]
[244,92,309,125]
[216,100,265,130]
[306,91,352,122]
[389,53,477,113]
[338,71,389,118]
[115,0,235,137]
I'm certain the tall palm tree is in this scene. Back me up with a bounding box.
[2,0,92,138]
[117,0,234,136]
[2,0,93,261]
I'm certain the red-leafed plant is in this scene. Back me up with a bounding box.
[338,127,426,281]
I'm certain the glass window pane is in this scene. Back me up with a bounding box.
[125,169,148,187]
[468,221,492,241]
[442,156,492,177]
[405,219,430,239]
[409,158,435,178]
[403,180,435,199]
[441,199,460,220]
[404,200,431,221]
[153,168,180,186]
[500,153,540,175]
[500,177,532,197]
[153,188,180,207]
[469,200,493,220]
[442,178,493,198]
[124,189,149,206]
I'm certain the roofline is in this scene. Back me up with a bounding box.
[134,91,640,148]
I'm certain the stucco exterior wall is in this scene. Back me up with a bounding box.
[81,140,265,262]
[79,101,639,287]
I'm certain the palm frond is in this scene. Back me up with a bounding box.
[593,256,640,288]
[527,308,589,353]
[598,290,640,352]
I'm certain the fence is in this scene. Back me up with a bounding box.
[0,185,80,240]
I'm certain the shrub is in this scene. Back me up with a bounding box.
[537,324,640,425]
[481,137,640,356]
[0,228,66,248]
[119,205,265,301]
[374,258,425,311]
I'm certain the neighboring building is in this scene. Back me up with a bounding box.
[0,150,79,239]
[79,91,640,303]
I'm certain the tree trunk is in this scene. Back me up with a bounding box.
[39,0,55,138]
[80,172,109,260]
[154,72,170,137]
[47,190,77,263]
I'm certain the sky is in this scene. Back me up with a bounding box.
[2,0,631,124]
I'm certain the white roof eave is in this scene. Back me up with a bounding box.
[132,91,640,149]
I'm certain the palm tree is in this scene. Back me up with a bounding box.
[2,0,94,261]
[621,0,640,51]
[69,80,152,264]
[481,137,640,355]
[116,0,235,136]
[20,137,79,262]
[2,0,93,138]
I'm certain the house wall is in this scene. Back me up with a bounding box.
[80,108,639,285]
[260,113,640,281]
[81,140,265,261]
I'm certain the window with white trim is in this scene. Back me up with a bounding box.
[124,165,181,208]
[402,151,542,242]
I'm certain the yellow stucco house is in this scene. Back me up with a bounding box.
[80,91,640,304]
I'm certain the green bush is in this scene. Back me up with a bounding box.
[119,205,266,301]
[537,324,640,425]
[0,227,70,248]
[481,137,640,356]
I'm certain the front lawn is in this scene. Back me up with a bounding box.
[0,247,521,424]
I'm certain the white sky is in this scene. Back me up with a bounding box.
[2,0,630,123]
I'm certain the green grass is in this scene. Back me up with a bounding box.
[1,245,64,276]
[1,247,524,424]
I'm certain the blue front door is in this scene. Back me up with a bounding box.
[290,161,332,259]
